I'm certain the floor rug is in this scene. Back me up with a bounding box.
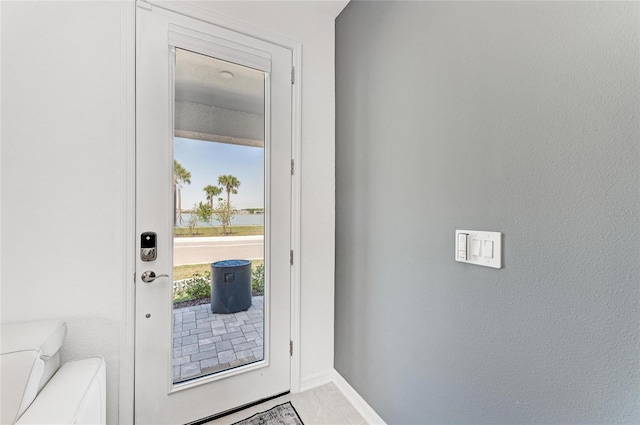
[231,402,303,425]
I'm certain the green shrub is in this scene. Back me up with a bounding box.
[252,264,264,296]
[174,265,264,303]
[186,276,211,300]
[173,271,211,303]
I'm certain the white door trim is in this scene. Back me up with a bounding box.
[120,1,302,422]
[120,1,136,424]
[168,25,272,72]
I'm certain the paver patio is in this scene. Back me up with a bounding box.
[173,296,264,382]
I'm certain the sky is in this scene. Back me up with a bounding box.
[174,137,264,210]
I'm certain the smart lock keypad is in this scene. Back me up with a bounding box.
[141,232,157,262]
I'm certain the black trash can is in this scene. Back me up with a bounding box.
[210,259,252,314]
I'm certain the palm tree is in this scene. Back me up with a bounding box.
[217,175,241,234]
[173,160,191,225]
[203,184,222,223]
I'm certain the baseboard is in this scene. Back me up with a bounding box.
[331,369,387,425]
[298,370,333,392]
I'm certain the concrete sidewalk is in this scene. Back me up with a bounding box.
[173,236,264,265]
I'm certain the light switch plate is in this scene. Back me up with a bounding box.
[455,230,502,268]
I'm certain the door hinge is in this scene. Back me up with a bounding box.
[291,66,295,84]
[290,340,293,356]
[290,159,294,175]
[290,250,294,265]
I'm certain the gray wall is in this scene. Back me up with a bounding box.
[334,2,639,424]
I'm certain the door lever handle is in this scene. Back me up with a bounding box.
[141,271,169,283]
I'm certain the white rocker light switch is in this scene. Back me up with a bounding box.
[455,230,502,268]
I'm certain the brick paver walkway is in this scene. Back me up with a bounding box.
[173,296,264,382]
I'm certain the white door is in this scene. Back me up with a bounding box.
[135,4,292,424]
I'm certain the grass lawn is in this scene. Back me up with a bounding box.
[174,225,264,237]
[173,259,264,281]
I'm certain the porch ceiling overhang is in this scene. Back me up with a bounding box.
[175,48,264,147]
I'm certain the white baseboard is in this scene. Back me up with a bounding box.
[331,369,387,425]
[299,370,333,392]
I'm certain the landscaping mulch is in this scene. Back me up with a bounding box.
[173,292,263,310]
[173,298,210,310]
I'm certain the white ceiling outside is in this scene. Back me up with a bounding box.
[175,48,264,115]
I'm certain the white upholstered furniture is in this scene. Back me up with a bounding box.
[0,320,106,424]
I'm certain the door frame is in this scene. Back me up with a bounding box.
[119,1,302,423]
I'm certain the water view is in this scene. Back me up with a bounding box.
[174,212,263,229]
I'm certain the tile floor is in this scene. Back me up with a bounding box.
[204,383,367,425]
[173,297,264,382]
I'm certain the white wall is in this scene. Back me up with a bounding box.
[1,2,126,423]
[1,1,341,423]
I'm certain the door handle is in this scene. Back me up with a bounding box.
[141,271,169,283]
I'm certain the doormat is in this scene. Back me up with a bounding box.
[231,402,303,425]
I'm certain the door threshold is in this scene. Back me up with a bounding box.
[185,391,290,425]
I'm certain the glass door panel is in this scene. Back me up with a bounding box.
[172,49,265,383]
